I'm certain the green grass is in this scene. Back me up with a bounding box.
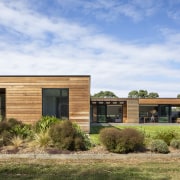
[90,125,180,145]
[0,158,179,179]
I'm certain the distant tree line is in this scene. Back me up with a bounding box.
[128,90,159,98]
[92,91,118,98]
[92,90,180,99]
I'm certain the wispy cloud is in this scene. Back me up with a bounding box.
[56,0,161,22]
[0,1,180,97]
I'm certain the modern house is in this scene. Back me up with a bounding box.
[0,76,90,132]
[91,98,180,124]
[0,75,180,133]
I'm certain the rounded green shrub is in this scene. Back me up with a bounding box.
[49,120,91,151]
[170,139,180,149]
[153,129,177,145]
[150,139,169,154]
[99,127,121,152]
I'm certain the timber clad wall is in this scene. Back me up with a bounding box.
[139,98,180,105]
[127,99,139,123]
[0,76,90,132]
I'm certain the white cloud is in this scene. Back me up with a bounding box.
[0,1,180,97]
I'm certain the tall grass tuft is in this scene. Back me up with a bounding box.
[33,131,51,149]
[10,136,24,149]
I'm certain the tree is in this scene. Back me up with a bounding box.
[92,91,118,98]
[128,90,139,98]
[138,90,148,98]
[148,92,159,98]
[128,90,159,98]
[177,94,180,98]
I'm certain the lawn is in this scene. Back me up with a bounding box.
[90,124,180,145]
[0,125,180,179]
[0,158,179,179]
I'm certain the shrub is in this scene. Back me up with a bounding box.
[49,120,90,151]
[99,127,145,153]
[74,136,86,150]
[150,139,169,154]
[0,118,33,145]
[11,124,33,139]
[99,127,121,151]
[1,130,13,145]
[170,139,180,149]
[34,116,60,133]
[153,129,177,145]
[116,128,145,153]
[73,123,91,149]
[8,118,22,127]
[0,121,11,134]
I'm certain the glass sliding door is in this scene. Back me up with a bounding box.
[42,88,69,119]
[107,105,122,123]
[158,105,171,123]
[97,105,106,122]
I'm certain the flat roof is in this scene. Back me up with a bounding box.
[0,75,90,77]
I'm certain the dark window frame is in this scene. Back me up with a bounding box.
[42,88,69,119]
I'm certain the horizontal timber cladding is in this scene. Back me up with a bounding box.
[0,76,90,132]
[126,99,139,123]
[139,98,180,105]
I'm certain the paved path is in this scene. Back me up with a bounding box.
[0,153,180,160]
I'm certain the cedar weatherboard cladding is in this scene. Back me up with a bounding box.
[127,99,139,123]
[0,76,90,132]
[139,98,180,105]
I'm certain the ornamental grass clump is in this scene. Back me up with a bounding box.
[150,139,169,154]
[33,131,51,149]
[34,116,60,133]
[10,136,24,149]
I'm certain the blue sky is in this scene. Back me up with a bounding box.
[0,0,180,97]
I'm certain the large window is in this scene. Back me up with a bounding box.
[0,88,5,120]
[42,89,69,119]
